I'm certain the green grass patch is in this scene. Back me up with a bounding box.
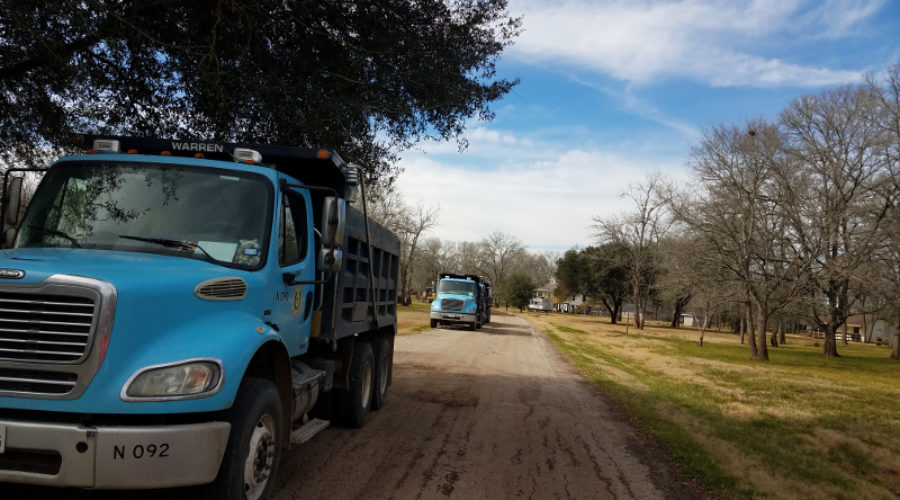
[553,324,588,334]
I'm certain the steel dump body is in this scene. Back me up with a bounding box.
[323,205,399,341]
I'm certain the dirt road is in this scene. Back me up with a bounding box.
[274,312,702,499]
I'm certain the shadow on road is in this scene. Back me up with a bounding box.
[477,322,533,336]
[433,322,532,337]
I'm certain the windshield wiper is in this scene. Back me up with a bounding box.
[118,235,219,263]
[27,225,82,248]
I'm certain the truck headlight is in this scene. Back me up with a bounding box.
[123,359,223,400]
[466,303,476,313]
[431,302,439,311]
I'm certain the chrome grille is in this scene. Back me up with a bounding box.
[0,367,77,394]
[441,298,465,311]
[0,292,95,362]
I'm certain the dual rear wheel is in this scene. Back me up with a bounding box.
[334,335,392,427]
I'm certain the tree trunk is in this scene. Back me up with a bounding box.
[671,296,689,328]
[891,319,900,360]
[740,312,746,345]
[754,304,769,361]
[823,323,840,357]
[779,318,786,345]
[747,304,758,358]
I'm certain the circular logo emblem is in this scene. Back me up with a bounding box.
[292,287,303,317]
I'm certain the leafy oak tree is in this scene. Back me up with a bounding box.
[502,272,534,312]
[555,245,630,324]
[0,0,521,185]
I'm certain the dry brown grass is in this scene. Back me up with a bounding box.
[516,310,900,499]
[396,301,432,335]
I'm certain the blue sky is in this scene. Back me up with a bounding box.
[395,0,900,253]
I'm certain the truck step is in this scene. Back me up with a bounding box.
[290,418,330,445]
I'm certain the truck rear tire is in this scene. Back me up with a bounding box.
[204,378,283,500]
[335,341,374,427]
[370,336,392,411]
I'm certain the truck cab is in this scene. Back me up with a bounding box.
[0,135,400,498]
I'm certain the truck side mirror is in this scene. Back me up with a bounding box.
[318,248,343,273]
[321,196,346,248]
[4,176,23,227]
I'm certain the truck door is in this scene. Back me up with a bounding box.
[273,187,315,355]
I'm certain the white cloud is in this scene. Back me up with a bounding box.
[507,0,880,87]
[395,128,686,252]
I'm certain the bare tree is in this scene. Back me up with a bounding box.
[519,250,558,290]
[780,85,894,357]
[869,63,900,359]
[412,237,446,296]
[366,189,439,306]
[655,236,697,328]
[678,120,803,360]
[594,174,669,329]
[479,231,525,289]
[397,203,439,305]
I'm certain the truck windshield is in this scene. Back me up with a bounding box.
[439,280,475,297]
[17,162,271,268]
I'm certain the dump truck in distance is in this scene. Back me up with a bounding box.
[0,135,400,499]
[430,273,490,330]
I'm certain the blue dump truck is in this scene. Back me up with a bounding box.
[429,273,491,330]
[0,135,400,499]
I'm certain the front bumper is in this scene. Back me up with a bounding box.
[0,418,230,489]
[431,311,476,325]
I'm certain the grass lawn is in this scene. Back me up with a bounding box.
[397,301,433,335]
[514,311,900,500]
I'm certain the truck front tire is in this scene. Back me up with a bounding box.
[430,319,438,328]
[205,378,283,500]
[335,341,374,427]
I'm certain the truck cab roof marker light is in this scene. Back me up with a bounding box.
[160,151,172,156]
[317,149,330,159]
[127,149,138,154]
[92,139,120,153]
[233,148,262,165]
[194,153,205,158]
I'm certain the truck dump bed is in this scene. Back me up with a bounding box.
[321,205,400,340]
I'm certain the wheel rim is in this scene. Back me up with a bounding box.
[243,413,276,500]
[361,359,373,410]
